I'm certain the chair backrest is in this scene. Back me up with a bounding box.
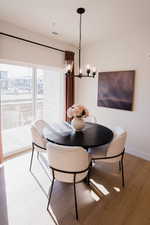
[33,120,50,136]
[31,120,50,149]
[47,142,90,183]
[106,127,127,162]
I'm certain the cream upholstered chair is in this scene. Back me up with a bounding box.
[90,127,127,187]
[46,142,91,220]
[30,120,50,171]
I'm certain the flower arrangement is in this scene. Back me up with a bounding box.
[67,104,89,119]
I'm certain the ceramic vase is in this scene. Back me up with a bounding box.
[71,117,85,131]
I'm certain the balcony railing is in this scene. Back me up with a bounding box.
[1,97,43,155]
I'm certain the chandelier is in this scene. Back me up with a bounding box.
[65,8,97,78]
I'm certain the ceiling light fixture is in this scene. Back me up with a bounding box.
[51,22,59,36]
[65,8,97,78]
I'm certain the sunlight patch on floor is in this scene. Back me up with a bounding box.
[90,179,109,196]
[90,190,100,202]
[113,187,120,192]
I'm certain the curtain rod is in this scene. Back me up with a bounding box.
[0,32,66,53]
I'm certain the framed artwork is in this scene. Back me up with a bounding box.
[97,70,135,111]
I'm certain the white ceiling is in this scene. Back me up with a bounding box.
[0,0,150,46]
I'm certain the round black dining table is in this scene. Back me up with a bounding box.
[43,122,113,149]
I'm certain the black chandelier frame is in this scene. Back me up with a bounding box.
[65,8,96,78]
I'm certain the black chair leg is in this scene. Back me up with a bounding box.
[47,178,55,210]
[73,180,78,220]
[29,143,35,171]
[121,158,125,187]
[87,162,92,185]
[119,160,121,171]
[37,151,40,160]
[87,172,90,185]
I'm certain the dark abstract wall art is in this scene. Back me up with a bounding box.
[97,70,135,111]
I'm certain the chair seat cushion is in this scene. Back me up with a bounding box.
[89,144,109,160]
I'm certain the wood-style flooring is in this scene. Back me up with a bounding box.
[0,152,150,225]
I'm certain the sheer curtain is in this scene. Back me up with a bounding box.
[43,69,65,123]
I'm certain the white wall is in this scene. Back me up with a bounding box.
[76,33,150,160]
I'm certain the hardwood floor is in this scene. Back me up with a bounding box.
[1,152,150,225]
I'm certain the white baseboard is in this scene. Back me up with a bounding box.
[126,148,150,161]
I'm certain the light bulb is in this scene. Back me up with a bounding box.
[86,64,91,75]
[92,66,96,77]
[92,66,96,72]
[68,64,71,71]
[86,64,90,70]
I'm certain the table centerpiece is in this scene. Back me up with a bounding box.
[67,104,89,131]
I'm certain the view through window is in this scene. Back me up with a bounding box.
[0,63,64,156]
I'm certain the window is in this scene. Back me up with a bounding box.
[0,63,65,156]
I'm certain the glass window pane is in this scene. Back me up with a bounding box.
[0,63,32,155]
[0,64,65,157]
[36,68,65,123]
[36,69,44,120]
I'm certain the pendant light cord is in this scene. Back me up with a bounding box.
[79,13,82,71]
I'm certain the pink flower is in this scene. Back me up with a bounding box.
[67,104,89,119]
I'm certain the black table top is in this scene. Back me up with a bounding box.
[43,122,113,149]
